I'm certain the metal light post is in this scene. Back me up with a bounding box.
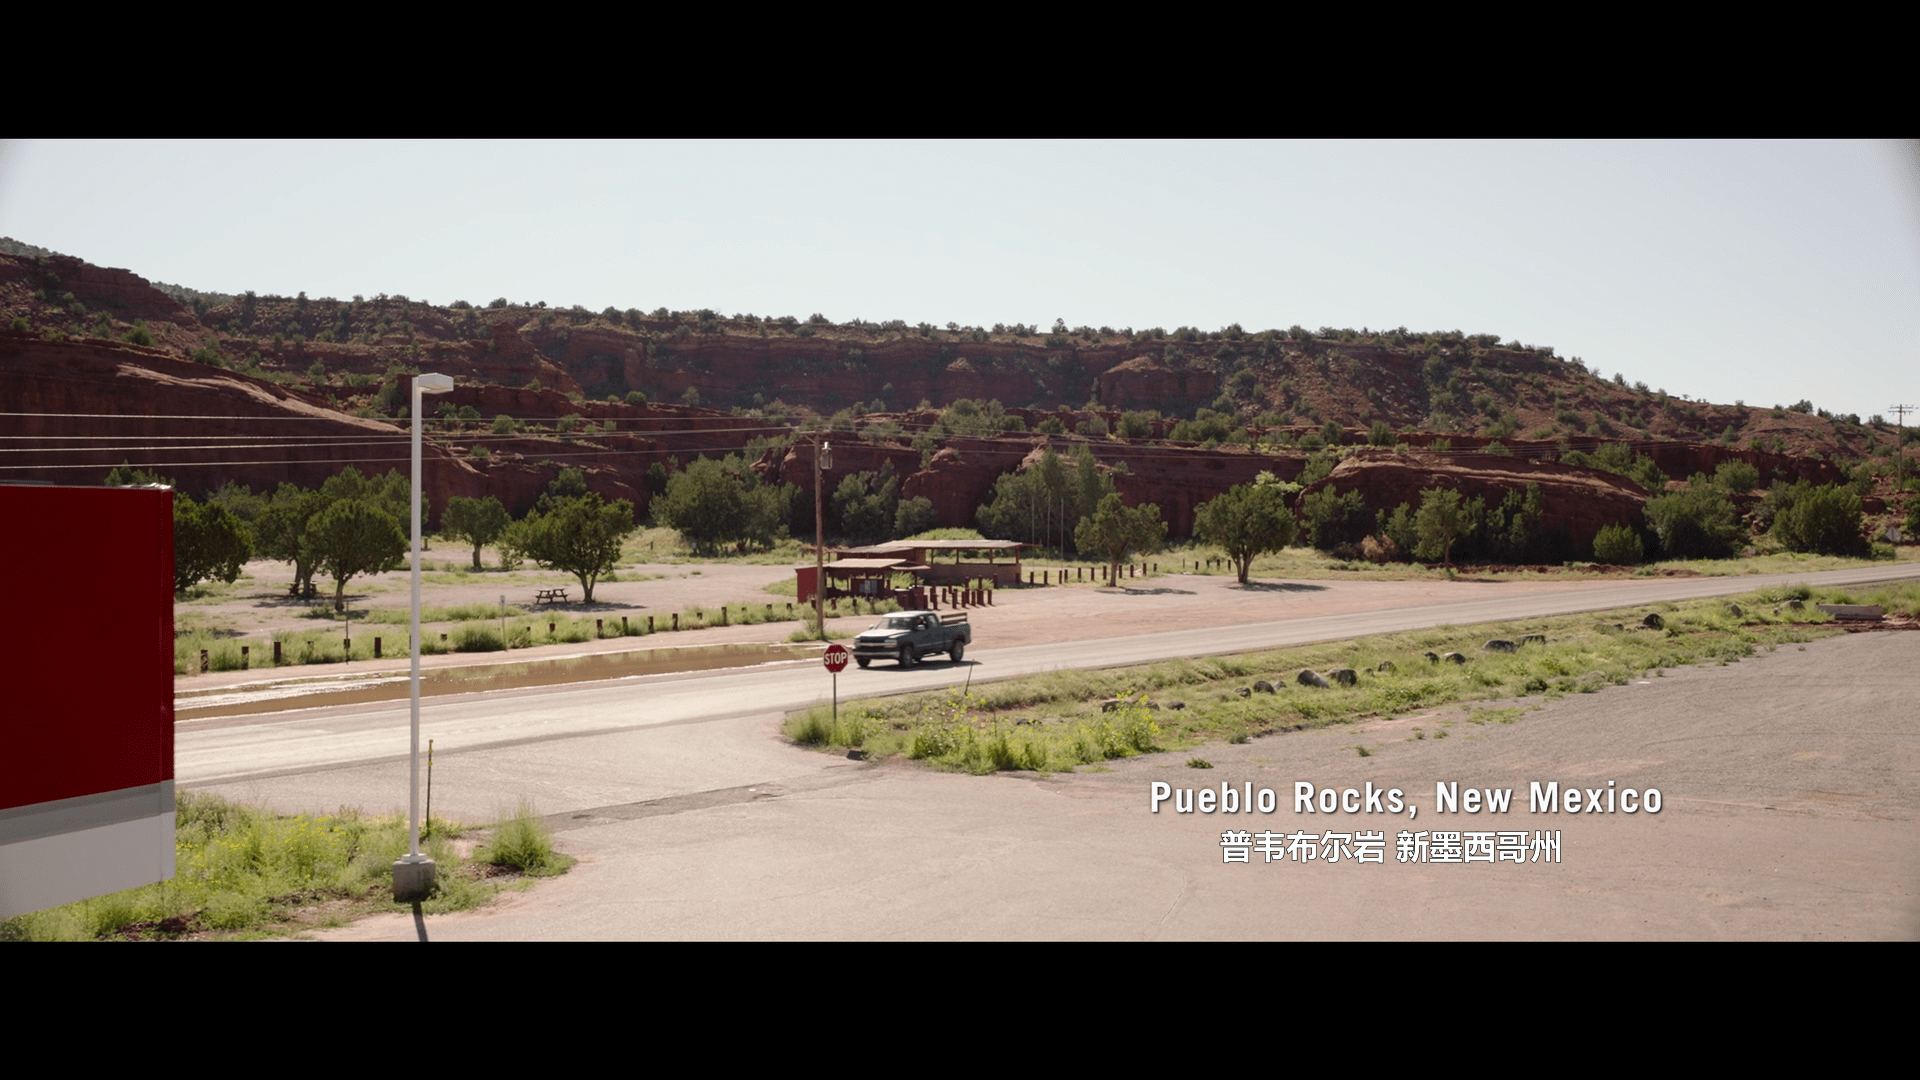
[394,372,454,903]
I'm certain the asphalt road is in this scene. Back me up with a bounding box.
[178,561,1920,940]
[181,561,1920,793]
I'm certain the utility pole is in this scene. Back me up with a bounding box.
[812,433,831,640]
[1891,404,1915,491]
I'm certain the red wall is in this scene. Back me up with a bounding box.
[0,485,173,810]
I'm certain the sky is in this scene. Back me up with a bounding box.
[3,140,1916,424]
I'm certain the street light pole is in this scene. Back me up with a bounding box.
[395,372,454,904]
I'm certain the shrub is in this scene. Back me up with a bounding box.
[1592,523,1644,564]
[1643,483,1742,559]
[1714,460,1760,493]
[1772,482,1864,555]
[478,800,562,874]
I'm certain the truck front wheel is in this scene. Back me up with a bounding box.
[898,645,913,667]
[856,657,870,668]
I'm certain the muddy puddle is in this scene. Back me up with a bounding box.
[176,642,821,720]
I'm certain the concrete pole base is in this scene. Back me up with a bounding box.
[392,855,437,902]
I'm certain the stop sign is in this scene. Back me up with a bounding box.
[823,644,850,673]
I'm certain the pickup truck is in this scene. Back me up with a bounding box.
[851,612,970,667]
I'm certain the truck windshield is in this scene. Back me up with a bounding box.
[870,615,921,630]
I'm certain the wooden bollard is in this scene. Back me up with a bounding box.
[622,616,628,632]
[672,613,678,630]
[374,637,382,658]
[273,640,282,665]
[648,615,655,632]
[240,645,249,670]
[596,618,603,637]
[441,632,448,644]
[721,607,727,626]
[549,622,555,635]
[200,649,209,673]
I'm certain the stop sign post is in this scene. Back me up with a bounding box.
[823,644,850,723]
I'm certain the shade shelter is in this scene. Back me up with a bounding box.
[830,539,1029,585]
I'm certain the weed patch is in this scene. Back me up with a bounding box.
[0,792,570,941]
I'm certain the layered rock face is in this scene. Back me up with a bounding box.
[1097,356,1220,414]
[0,334,758,521]
[1296,451,1653,557]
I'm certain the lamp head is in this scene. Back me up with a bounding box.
[415,373,455,395]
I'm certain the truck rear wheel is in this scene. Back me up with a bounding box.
[950,642,965,663]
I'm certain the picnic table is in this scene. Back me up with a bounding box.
[535,588,569,605]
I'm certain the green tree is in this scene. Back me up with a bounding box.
[1643,482,1742,559]
[510,494,637,602]
[1194,474,1298,583]
[318,467,411,539]
[894,495,936,538]
[173,495,252,594]
[1414,487,1483,566]
[976,445,1109,553]
[1298,486,1371,552]
[831,462,900,543]
[1592,523,1644,564]
[1713,460,1760,494]
[533,467,590,516]
[1770,482,1864,555]
[304,498,407,611]
[652,455,790,553]
[255,483,327,596]
[1075,493,1167,586]
[441,495,512,570]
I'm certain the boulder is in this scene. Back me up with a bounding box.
[1520,634,1547,646]
[1296,670,1329,689]
[1440,652,1466,664]
[1290,450,1654,559]
[1483,639,1518,653]
[1327,668,1357,686]
[1375,660,1396,674]
[1252,680,1276,694]
[1640,613,1664,630]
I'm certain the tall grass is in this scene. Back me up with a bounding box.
[476,800,571,876]
[0,791,538,941]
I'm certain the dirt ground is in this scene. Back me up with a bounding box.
[305,629,1920,940]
